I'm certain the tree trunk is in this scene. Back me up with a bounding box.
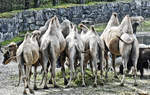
[52,0,59,6]
[25,0,30,9]
[79,0,85,4]
[34,0,40,8]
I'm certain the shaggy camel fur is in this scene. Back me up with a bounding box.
[100,13,120,78]
[65,23,85,87]
[2,31,41,89]
[79,24,105,87]
[15,32,40,94]
[102,15,139,86]
[35,18,71,86]
[40,16,66,88]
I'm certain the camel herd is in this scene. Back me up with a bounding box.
[1,12,147,95]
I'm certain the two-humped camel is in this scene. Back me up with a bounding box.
[101,14,139,86]
[65,23,85,87]
[79,24,105,87]
[15,31,40,94]
[40,16,66,88]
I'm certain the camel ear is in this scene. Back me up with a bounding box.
[70,23,73,29]
[90,25,95,32]
[25,32,31,40]
[54,15,60,27]
[51,18,55,24]
[79,24,88,31]
[74,25,78,32]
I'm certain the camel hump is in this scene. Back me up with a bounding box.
[120,33,134,44]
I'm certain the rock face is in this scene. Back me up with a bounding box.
[0,0,150,41]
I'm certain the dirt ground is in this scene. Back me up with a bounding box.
[0,52,150,95]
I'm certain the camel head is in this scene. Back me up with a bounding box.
[53,15,61,28]
[24,32,32,40]
[46,16,60,34]
[131,16,144,33]
[60,19,71,38]
[79,23,89,34]
[2,42,17,65]
[32,30,41,42]
[131,16,144,25]
[66,22,77,39]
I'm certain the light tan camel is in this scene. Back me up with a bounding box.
[15,32,40,95]
[79,24,105,87]
[100,13,120,78]
[40,16,66,88]
[65,23,85,87]
[101,15,139,86]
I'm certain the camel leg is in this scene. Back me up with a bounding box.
[90,61,94,77]
[26,65,34,94]
[33,65,38,90]
[132,57,138,86]
[131,41,139,86]
[16,64,21,87]
[60,52,68,85]
[42,50,49,89]
[104,52,109,78]
[49,65,53,84]
[67,54,75,87]
[50,47,58,88]
[120,57,128,86]
[51,58,59,88]
[21,65,27,95]
[80,53,85,87]
[112,54,118,78]
[91,56,97,87]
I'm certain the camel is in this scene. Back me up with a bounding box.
[100,12,120,78]
[79,24,105,87]
[2,30,41,90]
[33,18,72,86]
[65,23,85,87]
[46,18,73,86]
[2,31,40,94]
[16,31,40,94]
[101,15,140,86]
[40,16,66,88]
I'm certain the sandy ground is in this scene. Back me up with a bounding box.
[0,52,150,95]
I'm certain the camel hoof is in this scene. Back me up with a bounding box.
[93,83,97,87]
[54,84,60,88]
[120,83,124,86]
[105,75,108,79]
[43,85,48,89]
[66,84,71,88]
[100,82,104,86]
[23,90,27,95]
[114,75,119,79]
[15,84,19,87]
[64,79,68,85]
[29,89,34,94]
[134,82,138,86]
[140,76,144,79]
[48,79,53,84]
[82,83,86,87]
[33,86,38,90]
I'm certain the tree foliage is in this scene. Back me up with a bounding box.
[0,0,116,13]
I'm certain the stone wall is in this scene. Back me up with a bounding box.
[0,0,150,41]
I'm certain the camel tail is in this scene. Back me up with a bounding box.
[116,35,133,45]
[75,45,90,53]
